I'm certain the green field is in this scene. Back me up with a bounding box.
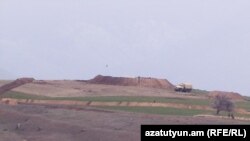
[236,101,250,112]
[1,91,211,106]
[1,91,250,118]
[1,91,49,100]
[96,106,210,116]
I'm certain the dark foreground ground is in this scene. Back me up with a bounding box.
[0,103,249,141]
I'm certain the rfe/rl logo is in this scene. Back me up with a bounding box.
[210,129,244,137]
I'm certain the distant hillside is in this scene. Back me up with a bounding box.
[0,78,35,95]
[208,91,244,100]
[88,75,175,90]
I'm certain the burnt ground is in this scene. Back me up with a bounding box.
[0,103,249,141]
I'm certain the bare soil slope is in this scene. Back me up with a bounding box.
[89,75,175,90]
[208,91,244,100]
[13,80,203,99]
[0,78,34,95]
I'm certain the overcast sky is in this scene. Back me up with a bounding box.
[1,0,250,95]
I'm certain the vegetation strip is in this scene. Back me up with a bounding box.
[0,98,212,111]
[2,91,211,105]
[95,106,209,116]
[1,91,250,118]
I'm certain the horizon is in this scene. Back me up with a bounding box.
[0,74,246,96]
[1,0,250,96]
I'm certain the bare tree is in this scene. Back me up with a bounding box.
[212,95,235,119]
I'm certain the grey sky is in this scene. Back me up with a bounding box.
[1,0,250,95]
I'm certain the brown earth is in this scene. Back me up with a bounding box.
[0,80,176,99]
[0,78,249,141]
[208,91,244,101]
[12,80,204,99]
[88,75,175,90]
[0,103,249,141]
[0,78,34,95]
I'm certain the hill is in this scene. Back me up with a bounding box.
[208,91,244,101]
[0,78,34,95]
[88,75,175,90]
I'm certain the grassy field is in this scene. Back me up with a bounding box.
[95,106,250,118]
[1,91,250,118]
[236,101,250,111]
[1,91,211,106]
[1,91,49,99]
[95,106,210,116]
[189,89,210,95]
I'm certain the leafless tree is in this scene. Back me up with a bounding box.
[212,95,235,119]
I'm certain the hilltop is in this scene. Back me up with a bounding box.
[88,75,175,90]
[0,76,249,141]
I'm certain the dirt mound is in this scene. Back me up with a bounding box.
[208,91,244,101]
[88,75,174,90]
[0,77,35,95]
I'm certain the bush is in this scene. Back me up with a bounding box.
[212,95,235,119]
